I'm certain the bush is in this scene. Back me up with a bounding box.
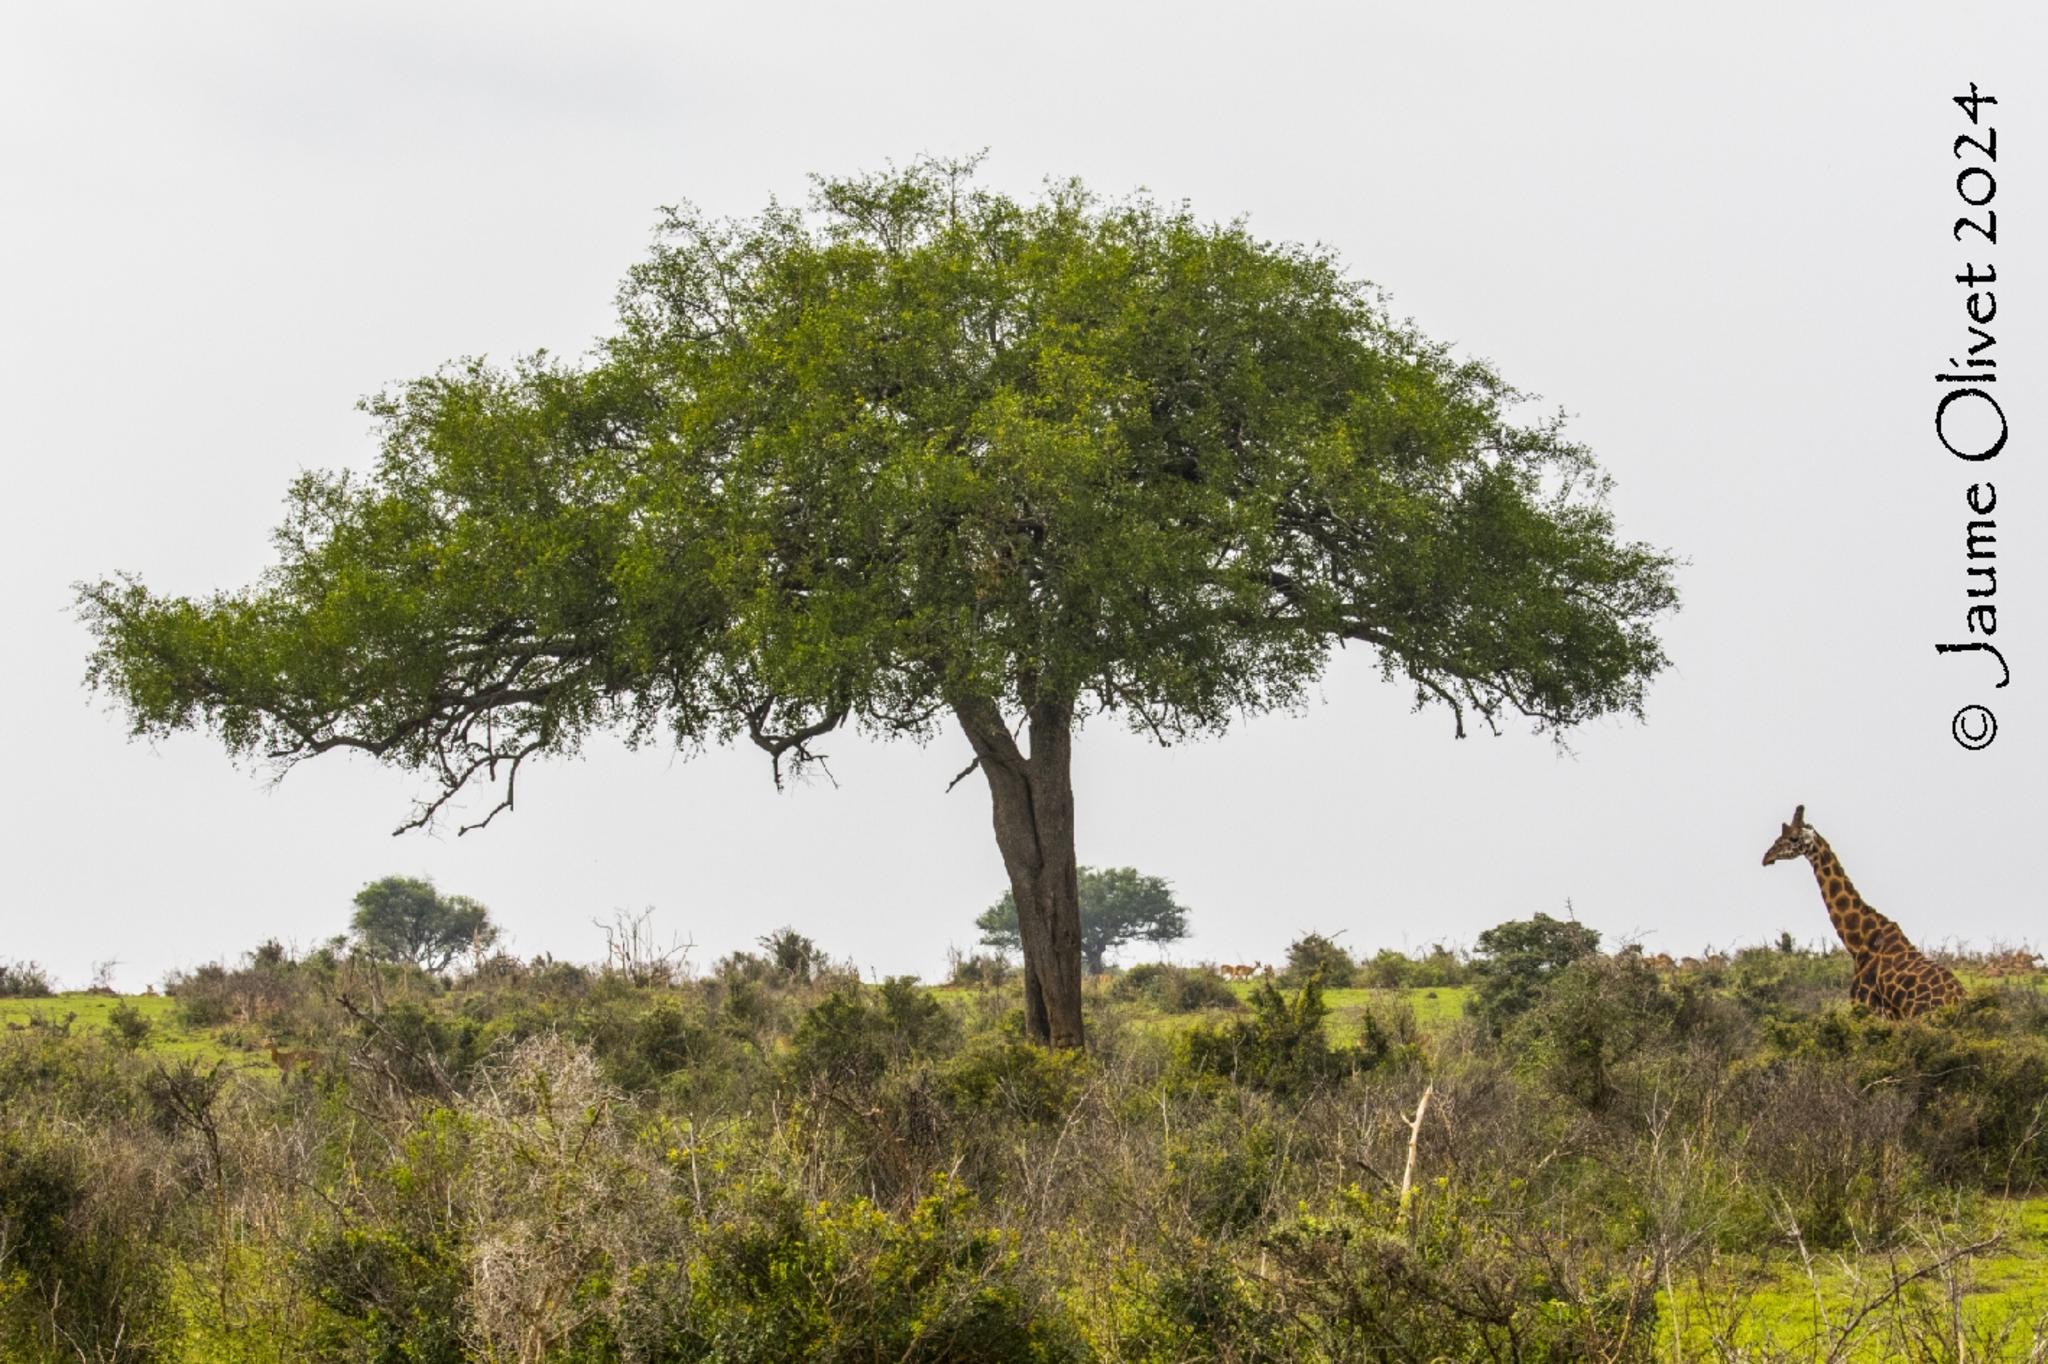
[107,1000,153,1050]
[601,999,718,1092]
[788,980,957,1092]
[1755,996,2048,1189]
[1113,963,1242,1013]
[0,959,54,997]
[676,1178,1079,1361]
[1407,943,1472,988]
[947,949,1014,988]
[1725,941,1851,1019]
[1468,912,1601,1034]
[1359,948,1413,989]
[164,943,323,1029]
[1260,1185,1658,1362]
[1169,1116,1283,1234]
[1179,978,1343,1098]
[1352,995,1427,1074]
[1512,951,1671,1108]
[1726,1054,1919,1248]
[1100,1243,1304,1362]
[347,999,474,1097]
[9,921,2041,1359]
[0,1121,177,1361]
[759,926,827,984]
[711,949,769,986]
[300,1111,472,1364]
[1281,933,1357,988]
[937,1035,1087,1126]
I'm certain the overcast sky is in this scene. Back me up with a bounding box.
[3,4,2040,990]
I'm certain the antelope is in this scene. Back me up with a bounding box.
[263,1039,312,1073]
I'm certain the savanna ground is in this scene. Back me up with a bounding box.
[3,933,2048,1363]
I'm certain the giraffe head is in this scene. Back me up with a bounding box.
[1761,804,1818,866]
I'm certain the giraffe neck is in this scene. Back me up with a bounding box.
[1804,835,1900,957]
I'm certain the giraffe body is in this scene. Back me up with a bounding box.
[1762,805,1963,1019]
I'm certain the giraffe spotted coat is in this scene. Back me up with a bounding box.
[1762,805,1963,1020]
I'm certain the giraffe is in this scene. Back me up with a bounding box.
[1761,804,1963,1019]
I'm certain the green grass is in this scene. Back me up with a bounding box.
[1234,984,1469,1044]
[1657,1198,2048,1360]
[1329,985,1470,1036]
[930,980,1472,1045]
[0,992,247,1066]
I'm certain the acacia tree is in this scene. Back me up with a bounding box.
[977,866,1189,974]
[78,159,1676,1048]
[351,875,498,973]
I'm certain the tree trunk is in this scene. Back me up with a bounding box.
[954,697,1085,1048]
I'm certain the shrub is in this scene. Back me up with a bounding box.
[0,959,54,997]
[1098,1244,1304,1362]
[1723,941,1851,1019]
[164,943,323,1029]
[717,974,778,1041]
[347,1000,473,1098]
[601,999,717,1092]
[1352,995,1427,1073]
[1407,943,1472,988]
[1169,1117,1283,1234]
[1512,951,1671,1108]
[759,926,827,984]
[461,1037,676,1361]
[1261,1185,1658,1362]
[947,949,1014,988]
[1468,912,1601,1034]
[712,949,770,985]
[1727,1055,1919,1248]
[788,980,957,1093]
[1113,963,1242,1013]
[1755,997,2048,1189]
[108,1000,153,1050]
[0,1121,177,1361]
[300,1108,472,1363]
[1179,978,1343,1097]
[676,1178,1079,1361]
[1281,933,1357,988]
[937,1035,1088,1125]
[1360,948,1413,989]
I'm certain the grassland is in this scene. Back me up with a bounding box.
[1657,1197,2048,1360]
[0,990,235,1065]
[6,946,2048,1361]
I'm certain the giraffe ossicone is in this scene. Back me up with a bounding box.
[1761,804,1963,1019]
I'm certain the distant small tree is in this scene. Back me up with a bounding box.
[1517,950,1669,1109]
[1362,948,1414,989]
[1468,912,1601,1033]
[350,876,498,973]
[977,867,1189,974]
[0,959,54,998]
[759,927,826,985]
[1282,932,1358,988]
[1408,943,1472,988]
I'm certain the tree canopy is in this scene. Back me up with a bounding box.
[350,875,498,973]
[977,866,1189,974]
[1469,912,1603,1033]
[78,157,1677,1046]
